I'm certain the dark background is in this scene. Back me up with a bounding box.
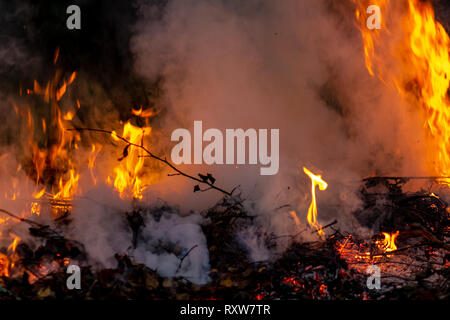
[0,0,449,115]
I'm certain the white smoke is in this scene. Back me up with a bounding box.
[130,0,428,250]
[0,0,440,283]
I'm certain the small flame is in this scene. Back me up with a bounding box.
[53,169,79,200]
[132,106,157,118]
[7,234,21,253]
[0,253,10,277]
[88,144,102,185]
[32,187,46,199]
[303,166,328,236]
[377,231,399,253]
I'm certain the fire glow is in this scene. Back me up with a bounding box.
[354,0,450,181]
[0,0,448,300]
[303,167,328,237]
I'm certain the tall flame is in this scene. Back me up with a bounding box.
[109,121,151,199]
[354,0,450,180]
[303,166,328,236]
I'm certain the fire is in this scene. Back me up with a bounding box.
[376,231,399,253]
[7,234,21,253]
[53,168,79,200]
[88,144,103,185]
[131,106,157,118]
[303,166,328,236]
[354,0,450,180]
[109,121,151,199]
[0,253,10,277]
[11,48,82,215]
[337,231,399,265]
[289,210,301,227]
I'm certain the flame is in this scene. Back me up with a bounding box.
[31,202,41,216]
[7,234,21,253]
[289,210,301,227]
[53,169,79,200]
[14,49,81,204]
[354,0,450,180]
[303,166,328,236]
[32,187,46,199]
[109,121,151,199]
[376,231,399,253]
[88,144,103,185]
[0,253,10,277]
[132,106,157,118]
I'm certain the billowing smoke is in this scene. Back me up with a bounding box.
[130,0,428,238]
[0,0,447,284]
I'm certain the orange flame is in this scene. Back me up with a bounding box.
[53,169,79,200]
[354,0,450,180]
[15,49,81,202]
[88,144,103,185]
[7,234,21,253]
[131,106,157,118]
[109,121,151,199]
[377,231,399,253]
[303,166,328,236]
[0,253,10,277]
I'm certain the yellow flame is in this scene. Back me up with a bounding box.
[303,166,328,236]
[32,187,46,199]
[132,106,157,118]
[110,121,151,199]
[53,169,79,200]
[7,234,21,253]
[31,202,41,216]
[354,0,450,181]
[377,231,399,253]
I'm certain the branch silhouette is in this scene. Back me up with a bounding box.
[67,127,233,196]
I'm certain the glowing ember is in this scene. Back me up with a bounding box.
[303,166,328,236]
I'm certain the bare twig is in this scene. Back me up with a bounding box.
[311,220,338,234]
[67,127,232,196]
[0,208,43,227]
[176,244,198,273]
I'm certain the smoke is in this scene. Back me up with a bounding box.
[68,186,210,284]
[130,0,428,241]
[0,0,447,283]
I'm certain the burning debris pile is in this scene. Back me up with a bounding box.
[0,170,448,300]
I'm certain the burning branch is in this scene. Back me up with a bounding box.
[0,208,44,228]
[67,127,233,197]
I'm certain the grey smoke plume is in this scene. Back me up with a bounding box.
[130,0,427,241]
[0,0,444,283]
